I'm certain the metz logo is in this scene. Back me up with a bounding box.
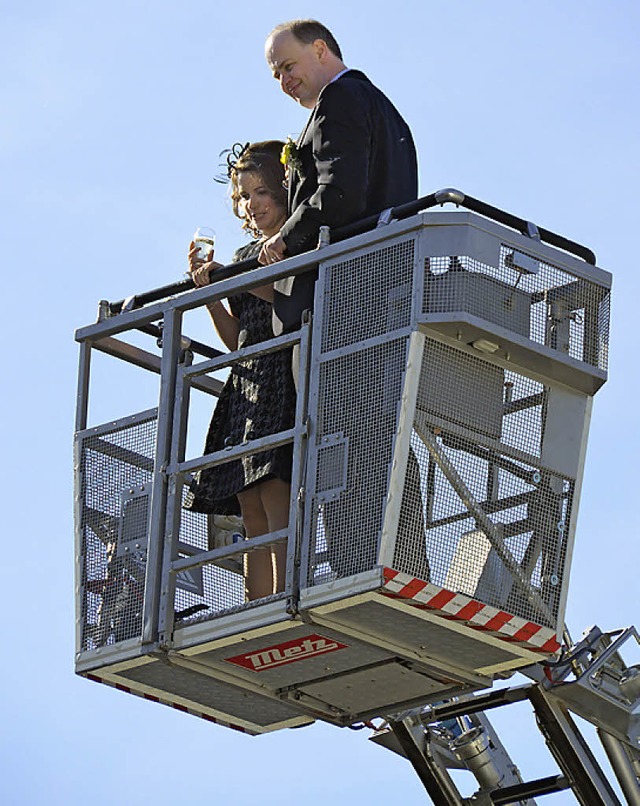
[224,633,349,672]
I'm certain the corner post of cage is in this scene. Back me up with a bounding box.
[554,395,594,634]
[378,329,426,567]
[142,306,183,647]
[284,318,312,607]
[158,346,194,645]
[75,339,92,432]
[297,260,334,588]
[73,338,92,658]
[73,424,87,658]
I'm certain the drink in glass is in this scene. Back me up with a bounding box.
[193,227,216,261]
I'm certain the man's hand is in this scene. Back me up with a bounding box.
[259,232,287,265]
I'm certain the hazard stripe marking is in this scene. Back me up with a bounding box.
[82,673,252,733]
[380,567,560,654]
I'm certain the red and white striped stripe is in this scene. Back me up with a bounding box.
[381,568,561,654]
[85,673,255,734]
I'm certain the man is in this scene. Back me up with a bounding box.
[259,21,429,583]
[260,19,418,335]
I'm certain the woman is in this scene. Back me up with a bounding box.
[184,141,296,601]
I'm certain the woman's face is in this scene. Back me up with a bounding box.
[237,170,286,238]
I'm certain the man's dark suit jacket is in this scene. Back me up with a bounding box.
[273,69,418,334]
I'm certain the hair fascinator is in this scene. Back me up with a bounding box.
[214,141,250,183]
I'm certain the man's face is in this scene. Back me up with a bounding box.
[266,31,326,109]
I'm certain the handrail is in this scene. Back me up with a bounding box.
[108,188,597,315]
[137,322,223,360]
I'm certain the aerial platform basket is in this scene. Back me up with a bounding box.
[74,192,611,734]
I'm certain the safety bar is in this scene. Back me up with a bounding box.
[108,188,597,315]
[138,322,223,360]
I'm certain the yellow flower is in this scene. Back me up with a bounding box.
[280,138,295,165]
[280,137,303,180]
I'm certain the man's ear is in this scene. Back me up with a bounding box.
[313,38,328,62]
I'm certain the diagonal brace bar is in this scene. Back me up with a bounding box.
[416,424,555,626]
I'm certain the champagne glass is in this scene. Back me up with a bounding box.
[193,226,216,261]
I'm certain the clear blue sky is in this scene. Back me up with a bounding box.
[2,1,638,803]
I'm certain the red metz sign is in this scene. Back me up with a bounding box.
[224,633,349,673]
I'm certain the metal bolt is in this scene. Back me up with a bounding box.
[97,300,111,322]
[550,574,559,586]
[557,521,565,532]
[318,225,331,247]
[532,471,542,484]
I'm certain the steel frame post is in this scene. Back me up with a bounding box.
[528,686,622,806]
[158,346,193,645]
[142,307,183,647]
[285,320,312,609]
[378,330,425,568]
[75,340,91,432]
[598,729,640,806]
[389,719,464,805]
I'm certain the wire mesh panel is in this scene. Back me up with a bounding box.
[394,334,580,628]
[303,232,428,588]
[75,410,157,651]
[302,215,605,636]
[320,235,417,352]
[172,491,246,626]
[424,258,531,338]
[306,337,409,585]
[422,245,610,372]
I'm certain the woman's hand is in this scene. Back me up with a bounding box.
[188,241,224,287]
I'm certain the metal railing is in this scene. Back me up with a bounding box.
[75,246,319,654]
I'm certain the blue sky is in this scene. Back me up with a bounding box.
[2,1,639,803]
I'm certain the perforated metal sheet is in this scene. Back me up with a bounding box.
[118,660,306,728]
[318,599,519,672]
[297,661,456,715]
[76,411,157,650]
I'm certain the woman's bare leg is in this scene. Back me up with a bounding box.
[237,486,272,601]
[259,478,291,593]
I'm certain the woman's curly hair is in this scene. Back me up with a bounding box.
[218,141,287,237]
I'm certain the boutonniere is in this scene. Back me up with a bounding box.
[280,136,303,183]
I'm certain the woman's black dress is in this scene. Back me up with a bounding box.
[184,241,297,515]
